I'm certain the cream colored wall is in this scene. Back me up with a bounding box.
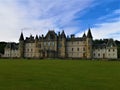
[106,47,117,59]
[42,41,57,51]
[66,41,86,58]
[93,48,106,58]
[4,48,11,57]
[93,47,117,59]
[4,48,19,58]
[11,50,19,57]
[24,43,36,58]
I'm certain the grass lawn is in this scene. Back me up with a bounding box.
[0,59,120,90]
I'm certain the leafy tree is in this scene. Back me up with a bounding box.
[0,42,7,54]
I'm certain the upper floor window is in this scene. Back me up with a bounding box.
[58,43,62,48]
[113,49,115,52]
[77,48,79,51]
[111,45,113,47]
[52,42,54,46]
[98,49,100,51]
[44,42,46,46]
[72,42,73,45]
[48,42,50,46]
[39,44,41,48]
[83,47,85,51]
[88,47,90,50]
[98,53,100,56]
[72,48,74,51]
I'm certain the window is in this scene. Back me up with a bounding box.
[44,42,47,46]
[48,42,50,46]
[77,48,79,51]
[58,43,61,48]
[72,48,74,51]
[113,49,115,52]
[83,48,85,51]
[72,42,73,45]
[111,45,113,47]
[52,42,54,46]
[72,53,73,56]
[108,49,110,52]
[83,53,85,58]
[98,53,100,56]
[39,44,41,48]
[88,47,90,50]
[98,49,100,51]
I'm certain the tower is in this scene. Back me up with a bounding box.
[86,28,93,59]
[58,30,66,58]
[35,35,39,58]
[19,32,24,58]
[82,32,87,58]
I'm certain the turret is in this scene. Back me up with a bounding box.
[35,35,39,41]
[35,35,39,58]
[19,32,24,58]
[86,28,93,59]
[19,32,24,41]
[87,28,93,38]
[61,30,66,38]
[58,30,66,58]
[35,35,39,46]
[82,32,87,39]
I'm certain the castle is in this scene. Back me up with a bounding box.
[4,29,118,59]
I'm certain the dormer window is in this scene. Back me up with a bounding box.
[48,42,50,46]
[111,45,113,47]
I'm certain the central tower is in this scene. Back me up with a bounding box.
[86,29,93,59]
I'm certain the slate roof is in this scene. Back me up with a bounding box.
[66,37,85,41]
[5,43,18,50]
[106,39,117,47]
[25,35,35,43]
[82,33,86,38]
[93,39,117,49]
[61,30,66,38]
[87,29,93,38]
[45,30,57,40]
[19,32,24,41]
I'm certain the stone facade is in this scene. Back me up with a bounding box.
[4,43,19,58]
[93,39,118,59]
[3,29,118,59]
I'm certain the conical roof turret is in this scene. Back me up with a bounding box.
[82,33,86,38]
[61,30,66,38]
[35,35,39,40]
[87,28,92,38]
[19,32,24,41]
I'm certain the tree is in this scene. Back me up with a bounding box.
[0,42,7,54]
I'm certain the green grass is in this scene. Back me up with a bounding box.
[0,59,120,90]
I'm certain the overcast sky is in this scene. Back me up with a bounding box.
[0,0,120,42]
